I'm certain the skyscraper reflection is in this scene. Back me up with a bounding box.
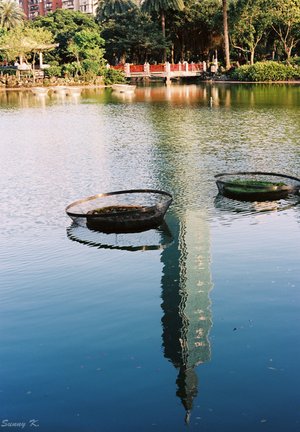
[160,210,213,422]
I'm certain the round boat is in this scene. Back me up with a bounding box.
[66,189,172,233]
[112,84,136,94]
[31,87,49,96]
[215,172,300,202]
[66,87,82,96]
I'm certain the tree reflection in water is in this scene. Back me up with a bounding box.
[160,211,213,423]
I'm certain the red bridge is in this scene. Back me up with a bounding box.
[110,62,207,81]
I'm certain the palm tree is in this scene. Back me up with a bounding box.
[222,0,230,70]
[96,0,137,22]
[0,0,25,30]
[141,0,184,62]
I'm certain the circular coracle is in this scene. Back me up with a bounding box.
[215,172,300,202]
[66,189,172,233]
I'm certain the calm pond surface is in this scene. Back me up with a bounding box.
[0,83,300,432]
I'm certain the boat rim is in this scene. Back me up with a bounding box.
[65,189,173,219]
[215,171,300,188]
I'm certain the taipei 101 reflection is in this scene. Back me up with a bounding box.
[160,210,213,423]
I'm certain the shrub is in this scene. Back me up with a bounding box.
[62,62,83,78]
[82,59,101,75]
[230,62,300,81]
[0,67,17,76]
[100,67,126,85]
[45,62,62,78]
[289,57,300,67]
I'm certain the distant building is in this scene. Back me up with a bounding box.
[77,0,98,14]
[19,0,98,19]
[19,0,62,19]
[61,0,79,12]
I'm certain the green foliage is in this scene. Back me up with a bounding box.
[231,61,300,81]
[62,61,82,77]
[32,9,101,64]
[269,0,300,60]
[82,58,102,74]
[100,67,126,84]
[289,56,300,66]
[0,0,25,30]
[0,65,16,75]
[68,28,105,66]
[230,0,272,64]
[96,0,137,22]
[73,29,104,53]
[141,0,185,61]
[141,0,184,14]
[0,0,297,73]
[45,62,62,77]
[98,0,222,63]
[101,9,165,63]
[168,0,221,61]
[0,26,54,62]
[229,179,286,187]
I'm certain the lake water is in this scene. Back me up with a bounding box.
[0,84,300,432]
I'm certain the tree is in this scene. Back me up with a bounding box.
[270,0,300,62]
[32,9,101,64]
[0,0,24,30]
[68,28,105,71]
[168,0,221,62]
[0,26,54,64]
[222,0,230,69]
[101,8,165,63]
[66,30,105,76]
[231,0,271,65]
[96,0,137,22]
[141,0,185,62]
[0,27,30,62]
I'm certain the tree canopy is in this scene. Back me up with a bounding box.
[1,0,300,70]
[32,9,101,64]
[141,0,185,61]
[0,26,54,62]
[0,0,25,30]
[101,8,165,63]
[269,0,300,61]
[231,0,272,64]
[96,0,137,22]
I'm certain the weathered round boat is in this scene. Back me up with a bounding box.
[215,172,300,202]
[112,84,136,94]
[31,87,49,96]
[66,189,172,233]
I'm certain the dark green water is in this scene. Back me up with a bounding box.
[0,84,299,431]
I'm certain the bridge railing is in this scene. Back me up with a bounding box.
[130,65,144,73]
[111,65,124,70]
[110,62,205,76]
[188,63,203,71]
[170,64,181,72]
[149,64,165,73]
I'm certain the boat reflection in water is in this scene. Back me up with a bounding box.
[160,211,213,423]
[214,193,300,225]
[66,221,173,252]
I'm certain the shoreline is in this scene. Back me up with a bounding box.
[0,80,300,91]
[0,84,107,92]
[203,80,300,84]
